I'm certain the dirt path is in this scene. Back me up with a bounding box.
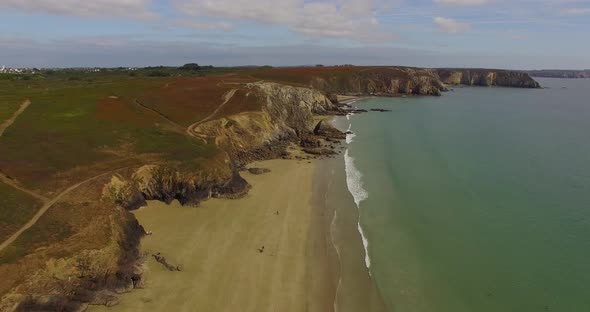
[0,99,49,201]
[1,90,234,252]
[0,173,48,202]
[133,98,184,131]
[0,99,30,137]
[186,89,237,137]
[0,168,130,253]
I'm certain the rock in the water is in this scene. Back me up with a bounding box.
[370,108,391,112]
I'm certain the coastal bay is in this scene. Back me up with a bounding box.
[92,159,337,312]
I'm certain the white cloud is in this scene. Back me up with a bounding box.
[562,7,590,15]
[434,17,471,33]
[175,20,233,31]
[434,0,490,6]
[174,0,394,42]
[0,0,157,20]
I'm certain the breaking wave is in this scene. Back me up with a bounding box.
[344,144,371,271]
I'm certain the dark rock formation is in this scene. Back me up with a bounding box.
[436,68,541,88]
[300,135,322,149]
[247,168,271,175]
[370,108,392,112]
[313,120,346,140]
[303,148,337,156]
[152,253,182,272]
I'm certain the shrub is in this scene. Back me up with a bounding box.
[147,71,170,77]
[179,63,201,70]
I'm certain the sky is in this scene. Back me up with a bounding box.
[1,0,589,69]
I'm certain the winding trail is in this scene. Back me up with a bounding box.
[0,89,237,252]
[186,89,237,137]
[0,99,30,137]
[0,99,49,202]
[133,98,184,131]
[0,99,132,253]
[0,173,48,202]
[0,168,130,252]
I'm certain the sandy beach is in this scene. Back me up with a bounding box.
[91,159,338,312]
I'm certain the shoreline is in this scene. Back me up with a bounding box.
[90,151,386,312]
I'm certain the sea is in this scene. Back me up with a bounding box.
[337,78,590,312]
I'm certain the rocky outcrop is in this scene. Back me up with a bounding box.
[5,208,145,312]
[191,82,341,165]
[247,168,271,175]
[104,82,343,210]
[314,120,346,140]
[102,175,146,210]
[310,67,447,96]
[102,160,250,210]
[436,69,541,88]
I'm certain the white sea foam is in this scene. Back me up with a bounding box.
[344,149,371,271]
[357,222,371,271]
[345,124,356,144]
[346,114,350,120]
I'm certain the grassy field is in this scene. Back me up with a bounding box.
[0,66,379,249]
[0,75,224,192]
[0,65,390,302]
[0,182,43,243]
[0,71,240,300]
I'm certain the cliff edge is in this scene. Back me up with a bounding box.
[436,68,541,88]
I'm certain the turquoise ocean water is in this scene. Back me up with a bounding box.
[340,78,590,312]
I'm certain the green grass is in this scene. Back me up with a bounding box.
[0,182,43,243]
[0,75,220,190]
[0,201,76,265]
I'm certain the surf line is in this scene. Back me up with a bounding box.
[343,123,371,273]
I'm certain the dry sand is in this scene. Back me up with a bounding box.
[91,159,337,312]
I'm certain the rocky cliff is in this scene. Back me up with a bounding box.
[310,67,447,96]
[436,68,540,88]
[528,69,590,79]
[1,195,146,312]
[102,82,342,211]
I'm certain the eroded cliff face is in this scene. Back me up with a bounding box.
[190,82,339,164]
[309,67,447,96]
[1,203,145,312]
[102,82,341,211]
[436,69,541,88]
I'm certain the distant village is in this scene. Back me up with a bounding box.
[0,66,37,74]
[0,66,138,74]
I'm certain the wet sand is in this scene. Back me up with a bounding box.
[318,157,387,312]
[91,159,337,312]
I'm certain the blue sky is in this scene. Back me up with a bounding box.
[1,0,589,69]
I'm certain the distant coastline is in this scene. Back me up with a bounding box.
[0,65,541,310]
[528,69,590,78]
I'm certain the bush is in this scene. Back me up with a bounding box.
[147,71,170,77]
[179,63,201,70]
